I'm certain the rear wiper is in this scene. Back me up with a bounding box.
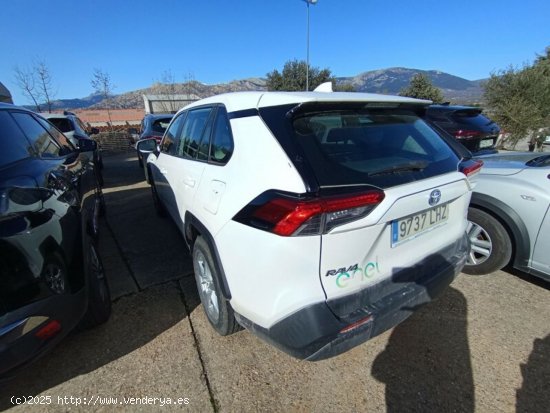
[367,161,428,177]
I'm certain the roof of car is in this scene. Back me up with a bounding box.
[181,91,432,114]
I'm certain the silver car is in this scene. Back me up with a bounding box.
[465,152,550,282]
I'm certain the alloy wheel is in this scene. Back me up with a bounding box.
[466,221,492,266]
[194,250,220,323]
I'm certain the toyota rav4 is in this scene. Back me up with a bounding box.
[137,91,480,360]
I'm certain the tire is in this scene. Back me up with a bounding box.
[80,240,111,328]
[151,179,166,217]
[42,252,68,295]
[463,207,512,275]
[192,236,240,336]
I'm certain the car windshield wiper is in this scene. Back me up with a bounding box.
[367,161,428,177]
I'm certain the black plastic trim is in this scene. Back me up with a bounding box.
[227,108,259,119]
[184,212,232,300]
[470,192,531,269]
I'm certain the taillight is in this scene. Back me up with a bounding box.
[454,130,482,139]
[459,159,483,177]
[236,191,385,236]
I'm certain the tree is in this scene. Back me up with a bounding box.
[399,73,444,103]
[91,68,115,130]
[14,65,41,111]
[484,47,550,148]
[266,60,333,91]
[34,59,56,113]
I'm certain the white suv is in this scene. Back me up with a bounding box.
[137,91,481,360]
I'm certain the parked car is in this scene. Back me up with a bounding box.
[41,112,102,170]
[137,91,481,360]
[464,152,550,282]
[0,103,111,379]
[136,114,174,167]
[424,104,500,154]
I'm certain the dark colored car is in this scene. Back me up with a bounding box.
[42,112,103,171]
[424,105,500,154]
[136,114,174,167]
[0,103,111,380]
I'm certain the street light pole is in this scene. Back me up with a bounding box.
[303,0,317,91]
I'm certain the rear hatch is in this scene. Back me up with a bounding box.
[449,108,500,151]
[260,102,473,306]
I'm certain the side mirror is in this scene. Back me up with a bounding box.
[90,127,100,135]
[136,138,158,154]
[78,138,98,153]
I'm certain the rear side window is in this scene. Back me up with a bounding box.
[210,107,233,164]
[261,105,460,189]
[152,117,173,134]
[0,111,33,167]
[48,117,73,133]
[179,108,214,158]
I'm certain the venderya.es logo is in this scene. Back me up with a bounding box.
[429,189,441,206]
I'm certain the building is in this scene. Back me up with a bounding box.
[142,94,199,114]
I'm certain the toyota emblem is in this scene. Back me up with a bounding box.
[429,189,441,206]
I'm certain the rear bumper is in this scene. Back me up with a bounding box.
[236,233,469,361]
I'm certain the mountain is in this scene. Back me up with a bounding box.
[42,69,485,110]
[336,67,485,104]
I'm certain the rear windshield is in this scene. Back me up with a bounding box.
[48,117,73,133]
[152,118,172,133]
[260,105,460,189]
[451,110,495,128]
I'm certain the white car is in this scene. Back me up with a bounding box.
[465,152,550,282]
[137,91,480,360]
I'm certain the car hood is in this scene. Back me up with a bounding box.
[474,151,547,176]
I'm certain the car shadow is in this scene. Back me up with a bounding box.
[0,152,200,407]
[516,333,550,413]
[0,282,200,410]
[372,267,474,412]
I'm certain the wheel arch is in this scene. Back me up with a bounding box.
[184,212,232,300]
[470,192,531,269]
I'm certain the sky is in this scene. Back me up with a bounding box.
[1,0,549,105]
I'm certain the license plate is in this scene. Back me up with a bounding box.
[391,203,449,247]
[479,139,494,148]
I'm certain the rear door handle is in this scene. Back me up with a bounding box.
[160,168,168,175]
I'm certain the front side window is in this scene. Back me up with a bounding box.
[160,113,185,156]
[11,112,63,158]
[36,117,74,153]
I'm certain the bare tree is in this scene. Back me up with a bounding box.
[91,68,115,130]
[34,59,56,113]
[13,65,41,111]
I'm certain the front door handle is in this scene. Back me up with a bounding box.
[183,177,195,187]
[160,168,168,175]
